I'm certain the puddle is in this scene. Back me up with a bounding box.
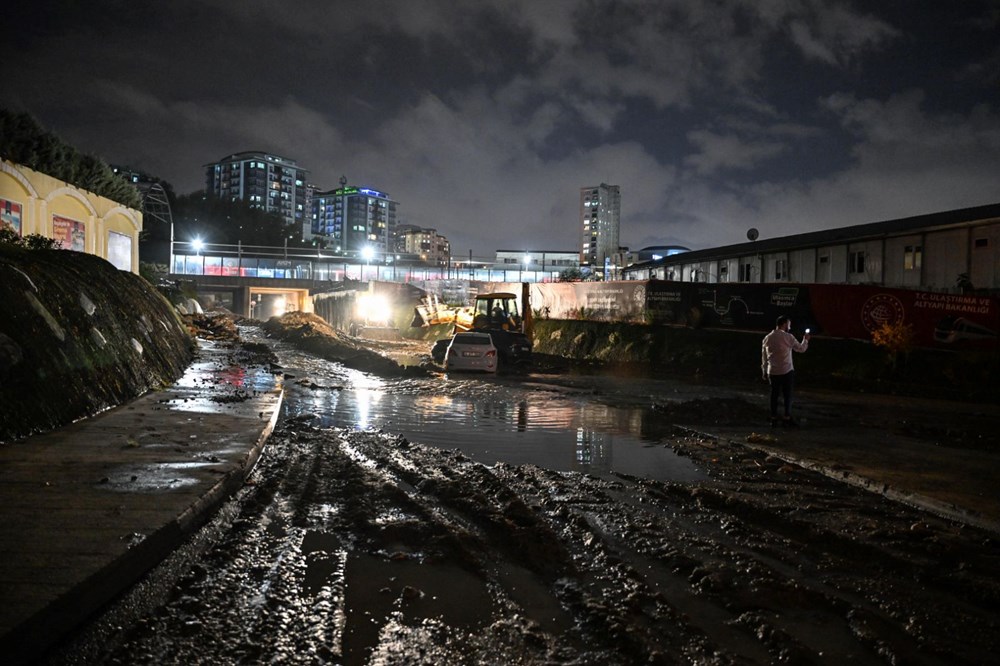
[260,334,705,484]
[100,462,210,491]
[341,552,498,663]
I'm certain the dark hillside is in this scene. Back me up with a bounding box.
[0,247,193,442]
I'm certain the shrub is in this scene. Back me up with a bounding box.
[872,320,915,371]
[0,227,62,250]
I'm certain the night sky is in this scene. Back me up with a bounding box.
[3,1,998,257]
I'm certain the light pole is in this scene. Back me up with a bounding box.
[361,245,374,281]
[523,253,531,283]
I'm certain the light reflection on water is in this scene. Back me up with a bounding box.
[251,329,705,483]
[286,376,703,484]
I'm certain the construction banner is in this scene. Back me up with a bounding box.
[486,280,999,350]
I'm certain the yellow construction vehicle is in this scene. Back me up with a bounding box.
[426,287,533,367]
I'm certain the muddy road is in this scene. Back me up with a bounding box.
[49,334,1000,665]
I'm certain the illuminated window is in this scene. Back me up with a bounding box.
[903,245,922,270]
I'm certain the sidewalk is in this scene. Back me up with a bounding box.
[0,340,283,664]
[686,387,1000,534]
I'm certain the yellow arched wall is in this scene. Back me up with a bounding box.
[1,159,143,273]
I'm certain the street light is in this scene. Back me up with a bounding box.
[190,237,205,276]
[523,253,531,282]
[361,245,375,281]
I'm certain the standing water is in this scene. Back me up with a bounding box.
[256,332,705,483]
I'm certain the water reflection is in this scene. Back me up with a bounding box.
[576,428,610,469]
[284,378,703,483]
[252,329,704,483]
[354,388,381,431]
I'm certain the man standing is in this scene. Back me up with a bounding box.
[761,316,810,427]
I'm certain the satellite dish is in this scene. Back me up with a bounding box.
[747,228,759,241]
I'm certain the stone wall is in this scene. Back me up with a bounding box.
[0,246,193,442]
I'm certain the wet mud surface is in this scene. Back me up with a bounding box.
[55,414,1000,664]
[46,324,1000,664]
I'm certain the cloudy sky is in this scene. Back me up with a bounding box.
[4,0,999,257]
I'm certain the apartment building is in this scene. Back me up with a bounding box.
[204,151,309,231]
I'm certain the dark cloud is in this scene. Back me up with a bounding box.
[2,0,998,256]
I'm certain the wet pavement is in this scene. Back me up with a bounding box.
[0,340,282,664]
[2,331,1000,662]
[693,390,1000,534]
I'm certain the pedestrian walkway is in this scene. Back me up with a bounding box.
[687,387,1000,534]
[0,340,283,665]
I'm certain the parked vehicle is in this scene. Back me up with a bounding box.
[444,332,498,373]
[424,286,533,368]
[455,291,532,365]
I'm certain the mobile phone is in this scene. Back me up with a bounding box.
[805,328,811,333]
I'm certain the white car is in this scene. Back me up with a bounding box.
[445,332,498,373]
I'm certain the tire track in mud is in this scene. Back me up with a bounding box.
[333,424,1000,664]
[81,416,1000,665]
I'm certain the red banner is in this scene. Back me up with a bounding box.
[808,284,998,348]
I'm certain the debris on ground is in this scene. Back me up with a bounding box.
[181,311,241,341]
[261,312,429,378]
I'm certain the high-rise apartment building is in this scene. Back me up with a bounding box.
[204,152,310,231]
[311,179,398,257]
[579,183,621,270]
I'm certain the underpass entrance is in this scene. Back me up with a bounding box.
[248,287,309,320]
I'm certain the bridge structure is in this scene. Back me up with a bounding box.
[168,240,558,318]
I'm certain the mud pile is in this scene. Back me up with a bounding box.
[0,247,193,442]
[261,312,428,378]
[182,311,242,341]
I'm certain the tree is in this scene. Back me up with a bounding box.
[559,267,598,282]
[0,107,142,209]
[172,193,300,248]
